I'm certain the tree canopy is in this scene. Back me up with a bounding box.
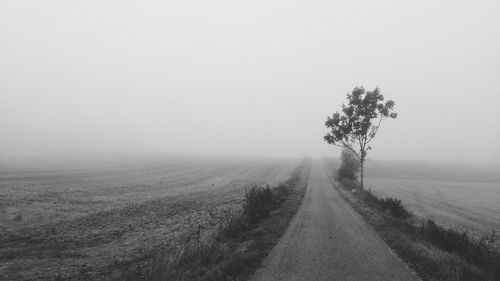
[324,87,397,190]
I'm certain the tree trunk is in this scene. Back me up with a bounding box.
[360,159,364,192]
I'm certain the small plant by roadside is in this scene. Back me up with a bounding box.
[243,185,275,223]
[326,163,500,281]
[115,160,311,281]
[362,190,411,219]
[341,180,412,219]
[336,148,360,183]
[421,219,500,279]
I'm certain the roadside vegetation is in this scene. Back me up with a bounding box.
[116,159,311,281]
[326,158,500,281]
[1,158,300,281]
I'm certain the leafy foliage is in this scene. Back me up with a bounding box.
[324,87,397,151]
[324,87,397,189]
[362,190,411,219]
[337,148,360,182]
[378,197,411,218]
[243,185,275,223]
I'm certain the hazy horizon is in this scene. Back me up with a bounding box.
[2,0,500,164]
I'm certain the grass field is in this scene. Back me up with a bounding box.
[327,158,500,281]
[0,156,300,281]
[363,161,500,236]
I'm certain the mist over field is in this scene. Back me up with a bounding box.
[363,160,500,183]
[1,0,500,164]
[2,1,500,280]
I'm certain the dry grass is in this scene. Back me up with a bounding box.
[365,178,500,236]
[323,160,500,281]
[115,159,311,281]
[0,156,300,281]
[326,158,500,235]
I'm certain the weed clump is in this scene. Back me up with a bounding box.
[363,190,411,219]
[115,160,311,281]
[243,185,275,223]
[379,197,411,218]
[421,219,500,279]
[337,179,500,281]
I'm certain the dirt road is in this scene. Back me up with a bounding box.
[251,160,420,281]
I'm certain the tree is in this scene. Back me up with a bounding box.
[324,87,397,191]
[337,147,360,182]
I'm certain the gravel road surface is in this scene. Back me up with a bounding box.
[251,160,420,281]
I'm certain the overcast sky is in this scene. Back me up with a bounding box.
[1,0,499,163]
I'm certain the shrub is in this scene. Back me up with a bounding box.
[362,190,411,219]
[338,174,500,281]
[363,189,380,206]
[243,185,275,223]
[422,219,500,279]
[221,216,251,238]
[337,166,356,182]
[379,197,411,219]
[115,163,310,281]
[336,148,360,182]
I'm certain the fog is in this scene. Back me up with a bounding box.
[1,0,499,164]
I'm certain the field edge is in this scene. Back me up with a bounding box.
[115,158,312,281]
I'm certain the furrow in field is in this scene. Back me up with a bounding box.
[0,157,299,281]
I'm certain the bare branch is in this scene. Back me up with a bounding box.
[366,115,383,145]
[340,141,361,161]
[329,142,361,161]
